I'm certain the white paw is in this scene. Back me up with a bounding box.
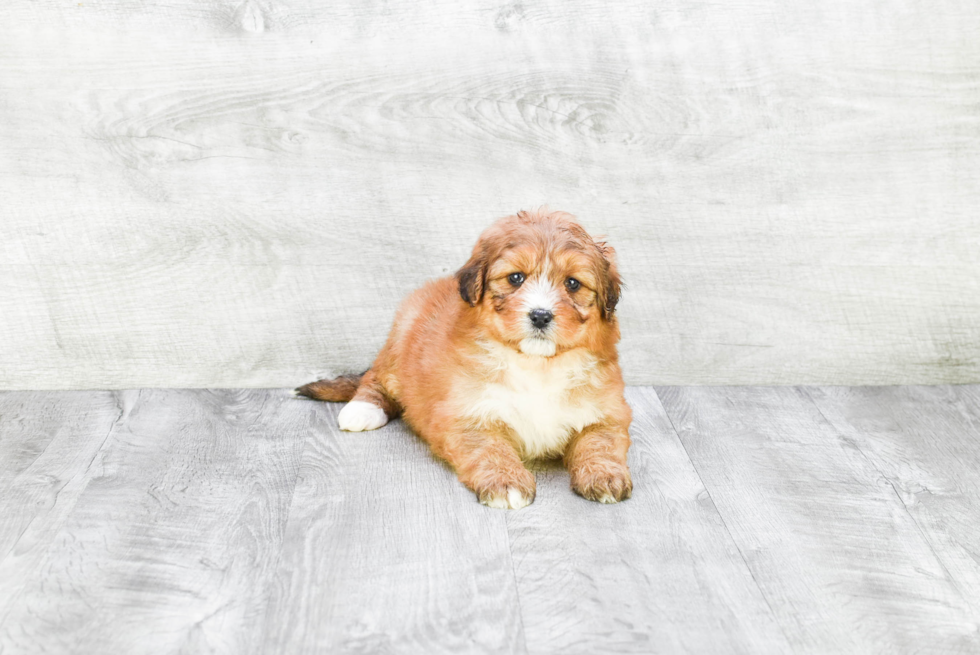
[481,487,533,510]
[337,401,388,432]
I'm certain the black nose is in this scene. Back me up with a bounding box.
[529,309,553,329]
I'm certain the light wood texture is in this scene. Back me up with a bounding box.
[1,1,979,388]
[656,386,980,653]
[261,398,526,654]
[0,391,123,587]
[0,389,309,654]
[5,386,980,653]
[806,385,980,616]
[506,387,791,654]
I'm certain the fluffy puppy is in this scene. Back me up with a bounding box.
[297,209,632,509]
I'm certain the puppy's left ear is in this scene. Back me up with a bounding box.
[595,241,622,320]
[455,248,487,306]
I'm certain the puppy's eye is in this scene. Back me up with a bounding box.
[565,277,581,292]
[508,272,525,287]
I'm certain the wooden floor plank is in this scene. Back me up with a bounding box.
[0,389,125,632]
[261,398,526,655]
[504,388,792,655]
[4,387,980,654]
[656,386,980,654]
[806,385,980,616]
[0,391,123,561]
[0,389,308,655]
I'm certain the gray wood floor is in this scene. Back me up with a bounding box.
[2,387,979,654]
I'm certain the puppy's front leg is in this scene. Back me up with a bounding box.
[439,429,536,510]
[565,423,632,504]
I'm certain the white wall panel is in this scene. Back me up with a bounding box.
[1,0,978,387]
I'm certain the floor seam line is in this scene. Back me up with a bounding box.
[802,386,978,615]
[254,391,324,653]
[502,513,531,655]
[3,389,128,559]
[0,389,130,631]
[652,386,800,655]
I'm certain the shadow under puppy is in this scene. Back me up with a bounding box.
[297,209,632,509]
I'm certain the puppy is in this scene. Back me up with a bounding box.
[297,209,632,509]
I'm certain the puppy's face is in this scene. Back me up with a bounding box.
[456,210,621,357]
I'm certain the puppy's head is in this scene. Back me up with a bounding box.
[456,209,621,357]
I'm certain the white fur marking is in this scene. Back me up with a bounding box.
[520,277,560,352]
[521,277,560,314]
[338,400,388,432]
[598,493,618,504]
[465,342,604,458]
[507,487,531,509]
[519,337,557,357]
[481,487,532,510]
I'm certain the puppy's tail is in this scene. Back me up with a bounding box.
[294,372,364,402]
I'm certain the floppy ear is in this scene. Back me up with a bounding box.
[455,248,487,306]
[595,242,622,320]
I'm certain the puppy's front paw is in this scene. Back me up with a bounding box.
[570,462,632,504]
[481,486,534,510]
[337,400,388,432]
[475,468,536,510]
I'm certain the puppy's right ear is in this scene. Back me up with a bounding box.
[455,249,486,306]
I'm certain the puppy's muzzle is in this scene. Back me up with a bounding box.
[528,309,553,329]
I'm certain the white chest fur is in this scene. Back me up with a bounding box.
[462,343,605,458]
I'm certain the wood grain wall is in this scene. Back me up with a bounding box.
[1,0,978,388]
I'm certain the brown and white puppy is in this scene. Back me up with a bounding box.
[297,209,632,509]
